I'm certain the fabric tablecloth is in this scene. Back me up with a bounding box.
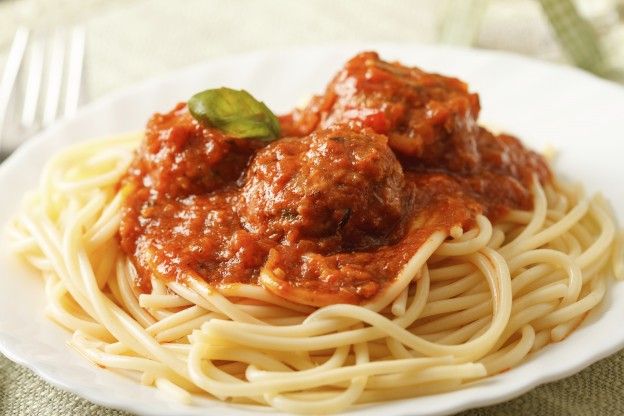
[1,0,624,414]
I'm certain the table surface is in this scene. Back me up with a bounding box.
[1,1,623,415]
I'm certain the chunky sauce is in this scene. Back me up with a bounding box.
[119,52,550,306]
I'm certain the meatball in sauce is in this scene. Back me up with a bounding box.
[240,126,407,250]
[119,52,550,306]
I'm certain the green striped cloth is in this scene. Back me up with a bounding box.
[538,0,609,77]
[440,0,622,81]
[438,0,490,46]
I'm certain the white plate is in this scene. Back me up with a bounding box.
[1,44,624,416]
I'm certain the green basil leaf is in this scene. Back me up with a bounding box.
[188,87,280,140]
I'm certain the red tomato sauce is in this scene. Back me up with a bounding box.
[118,52,550,306]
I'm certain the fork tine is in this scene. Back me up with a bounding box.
[63,27,85,118]
[0,27,29,148]
[42,28,66,127]
[21,37,45,128]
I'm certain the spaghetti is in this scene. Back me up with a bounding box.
[6,52,624,414]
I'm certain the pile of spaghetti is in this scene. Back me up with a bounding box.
[7,52,623,414]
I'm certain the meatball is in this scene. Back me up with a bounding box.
[239,126,407,250]
[128,103,258,198]
[282,51,482,173]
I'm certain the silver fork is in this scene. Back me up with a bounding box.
[0,26,86,161]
